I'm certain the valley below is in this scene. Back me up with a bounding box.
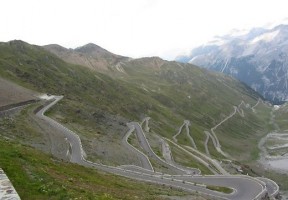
[259,132,288,172]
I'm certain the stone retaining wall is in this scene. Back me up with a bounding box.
[0,168,21,199]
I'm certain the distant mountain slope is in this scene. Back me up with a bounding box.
[0,40,265,161]
[176,24,288,104]
[43,43,129,72]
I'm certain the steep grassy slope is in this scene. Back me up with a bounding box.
[0,40,278,198]
[0,41,158,165]
[119,58,270,159]
[0,40,270,163]
[0,138,187,200]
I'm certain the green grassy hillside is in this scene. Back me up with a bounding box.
[0,40,275,198]
[119,58,270,159]
[0,138,186,200]
[0,40,270,161]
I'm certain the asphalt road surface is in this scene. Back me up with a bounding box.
[34,96,279,200]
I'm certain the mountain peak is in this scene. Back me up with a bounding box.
[7,40,31,48]
[43,42,129,72]
[8,40,27,44]
[75,43,109,54]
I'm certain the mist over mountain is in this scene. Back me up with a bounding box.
[176,24,288,104]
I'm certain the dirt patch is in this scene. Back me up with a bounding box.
[0,77,38,106]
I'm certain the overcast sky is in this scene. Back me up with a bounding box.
[1,0,288,59]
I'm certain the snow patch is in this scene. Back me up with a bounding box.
[250,30,280,44]
[230,67,238,75]
[262,76,271,86]
[251,83,260,91]
[188,55,201,63]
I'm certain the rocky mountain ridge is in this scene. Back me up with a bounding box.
[43,43,129,72]
[176,24,288,104]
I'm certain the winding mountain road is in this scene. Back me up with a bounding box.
[33,96,279,200]
[122,124,154,171]
[208,101,249,158]
[204,131,211,156]
[173,120,197,149]
[129,122,188,175]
